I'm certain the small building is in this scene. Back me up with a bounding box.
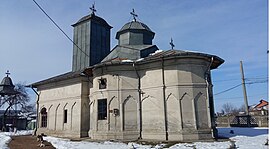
[250,99,268,116]
[0,110,36,131]
[31,8,224,141]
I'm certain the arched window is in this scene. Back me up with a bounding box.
[40,108,47,128]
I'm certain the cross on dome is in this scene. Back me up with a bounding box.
[5,70,10,77]
[90,3,96,15]
[130,9,138,22]
[169,38,175,49]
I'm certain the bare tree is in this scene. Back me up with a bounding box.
[222,102,238,115]
[238,104,246,112]
[0,83,33,131]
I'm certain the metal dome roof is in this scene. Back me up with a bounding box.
[119,21,152,32]
[0,73,18,96]
[0,76,14,87]
[116,21,154,39]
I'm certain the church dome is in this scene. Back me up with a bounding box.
[116,21,154,39]
[1,76,14,87]
[0,73,18,96]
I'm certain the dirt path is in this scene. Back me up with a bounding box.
[8,135,55,149]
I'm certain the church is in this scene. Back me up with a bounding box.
[31,7,224,141]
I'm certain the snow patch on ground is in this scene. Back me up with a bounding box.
[43,128,268,149]
[218,127,268,149]
[44,136,156,149]
[0,128,268,149]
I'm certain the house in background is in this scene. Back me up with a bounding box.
[250,99,268,116]
[0,110,36,131]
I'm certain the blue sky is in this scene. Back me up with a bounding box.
[0,0,268,112]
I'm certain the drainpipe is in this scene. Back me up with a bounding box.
[132,62,142,139]
[161,58,168,141]
[204,57,216,138]
[26,85,40,136]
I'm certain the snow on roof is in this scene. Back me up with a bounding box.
[150,50,163,56]
[136,58,144,62]
[121,59,133,63]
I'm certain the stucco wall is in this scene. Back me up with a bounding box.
[89,56,214,141]
[37,77,90,138]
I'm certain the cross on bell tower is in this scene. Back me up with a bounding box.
[169,38,175,49]
[90,3,96,15]
[130,9,138,22]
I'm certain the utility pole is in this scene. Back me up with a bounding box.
[240,61,249,115]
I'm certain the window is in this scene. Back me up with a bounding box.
[64,109,67,123]
[98,78,107,89]
[98,99,107,120]
[40,108,47,128]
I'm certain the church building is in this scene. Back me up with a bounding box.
[31,7,224,141]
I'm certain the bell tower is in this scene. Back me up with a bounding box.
[72,5,112,71]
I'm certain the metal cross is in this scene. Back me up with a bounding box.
[5,70,10,77]
[90,3,96,15]
[169,38,175,49]
[130,9,138,22]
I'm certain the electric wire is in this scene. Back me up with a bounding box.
[215,92,268,100]
[214,84,242,96]
[213,78,239,82]
[32,0,89,57]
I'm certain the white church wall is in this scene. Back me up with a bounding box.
[88,57,215,141]
[37,78,88,138]
[90,65,141,140]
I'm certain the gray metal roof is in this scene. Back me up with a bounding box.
[116,21,154,39]
[72,13,112,28]
[0,75,18,96]
[119,21,152,32]
[96,49,224,69]
[101,45,158,62]
[138,50,224,69]
[30,71,85,87]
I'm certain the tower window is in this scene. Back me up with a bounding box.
[98,78,107,89]
[64,109,67,123]
[98,99,107,120]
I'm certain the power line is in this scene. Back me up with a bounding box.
[215,92,268,100]
[214,83,242,96]
[214,80,268,96]
[246,77,268,80]
[213,78,240,82]
[246,80,268,84]
[32,0,89,57]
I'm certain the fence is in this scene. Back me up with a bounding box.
[216,115,268,127]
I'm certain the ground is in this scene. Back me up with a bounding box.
[1,128,269,149]
[8,135,55,149]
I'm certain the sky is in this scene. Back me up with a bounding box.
[0,0,268,112]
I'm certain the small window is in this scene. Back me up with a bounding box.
[40,108,47,128]
[64,109,67,123]
[98,99,107,120]
[98,78,107,89]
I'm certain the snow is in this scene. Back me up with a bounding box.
[43,127,268,149]
[121,59,133,63]
[150,50,163,55]
[136,58,144,62]
[217,127,268,149]
[0,128,268,149]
